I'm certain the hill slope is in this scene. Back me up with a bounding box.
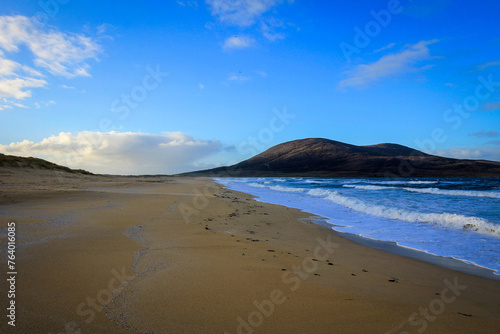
[0,153,93,175]
[184,138,500,177]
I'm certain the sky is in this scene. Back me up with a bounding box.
[0,0,500,174]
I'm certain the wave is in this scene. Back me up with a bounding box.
[404,187,500,199]
[343,185,396,191]
[367,180,411,185]
[248,182,306,193]
[361,180,439,185]
[407,181,438,184]
[305,179,342,184]
[244,180,500,235]
[321,191,500,236]
[269,185,306,192]
[305,179,322,184]
[342,184,500,199]
[307,188,334,197]
[248,182,267,188]
[272,178,287,182]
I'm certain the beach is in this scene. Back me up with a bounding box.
[1,168,500,333]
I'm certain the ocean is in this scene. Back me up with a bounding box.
[216,177,500,276]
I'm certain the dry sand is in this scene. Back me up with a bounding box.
[0,167,499,333]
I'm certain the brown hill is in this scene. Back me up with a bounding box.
[184,138,500,177]
[0,153,93,175]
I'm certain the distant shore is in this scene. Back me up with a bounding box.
[1,167,499,333]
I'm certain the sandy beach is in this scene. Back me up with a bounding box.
[1,168,499,334]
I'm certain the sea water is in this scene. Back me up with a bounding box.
[216,177,500,275]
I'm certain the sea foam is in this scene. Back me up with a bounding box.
[343,185,395,191]
[218,177,500,275]
[269,185,306,192]
[322,191,500,236]
[403,187,500,199]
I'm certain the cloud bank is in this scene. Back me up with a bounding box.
[0,131,222,175]
[436,147,500,162]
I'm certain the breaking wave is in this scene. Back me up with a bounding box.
[343,185,396,191]
[269,185,306,192]
[403,187,500,199]
[322,191,500,236]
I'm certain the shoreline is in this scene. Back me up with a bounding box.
[291,213,500,282]
[337,231,500,281]
[285,213,500,282]
[216,177,500,282]
[1,168,499,333]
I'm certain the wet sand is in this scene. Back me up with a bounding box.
[1,168,499,333]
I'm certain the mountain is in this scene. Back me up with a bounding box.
[0,153,93,175]
[183,138,500,177]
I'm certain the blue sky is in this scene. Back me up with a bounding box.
[1,0,499,174]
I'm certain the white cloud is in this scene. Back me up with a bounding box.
[177,0,198,7]
[206,0,283,27]
[0,53,47,100]
[0,98,28,110]
[482,102,500,111]
[96,23,115,36]
[228,75,250,81]
[435,147,500,162]
[0,15,102,109]
[0,15,101,78]
[223,35,255,50]
[206,1,291,49]
[0,56,21,76]
[478,60,500,71]
[469,130,499,138]
[34,100,55,109]
[199,83,205,89]
[255,70,267,77]
[0,76,47,99]
[260,18,285,41]
[0,131,222,174]
[193,161,221,169]
[374,42,396,53]
[338,39,438,89]
[262,30,284,42]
